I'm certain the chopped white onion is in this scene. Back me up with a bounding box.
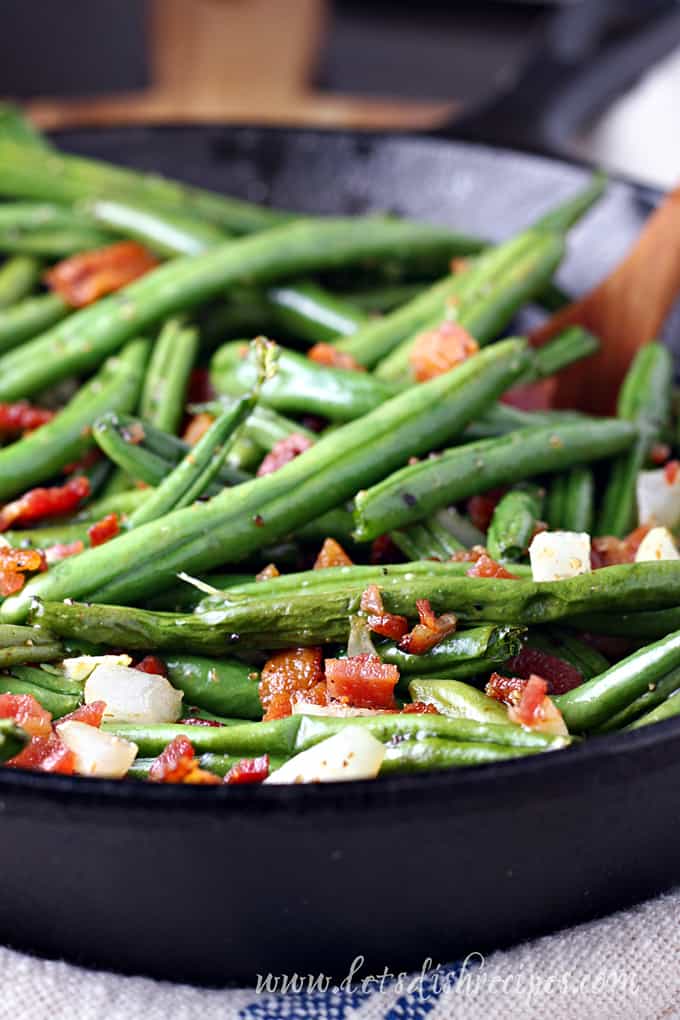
[291,702,382,718]
[346,615,377,658]
[636,468,680,528]
[56,721,138,778]
[85,664,183,723]
[265,726,385,784]
[529,531,591,582]
[61,654,132,682]
[635,526,680,563]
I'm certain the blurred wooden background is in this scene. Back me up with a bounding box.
[24,0,453,132]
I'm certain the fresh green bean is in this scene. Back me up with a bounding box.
[0,644,64,668]
[486,486,543,562]
[407,678,511,724]
[595,665,680,732]
[378,624,526,675]
[9,664,84,697]
[597,342,673,537]
[337,282,424,314]
[0,104,49,149]
[464,404,587,442]
[0,674,80,718]
[0,202,114,256]
[0,337,149,502]
[0,255,41,309]
[562,466,594,533]
[0,292,70,355]
[103,716,300,758]
[626,688,680,729]
[0,624,59,649]
[520,327,598,384]
[4,338,530,619]
[80,196,227,256]
[354,419,636,541]
[532,172,607,232]
[379,738,554,773]
[264,280,367,342]
[140,319,198,434]
[0,717,28,762]
[164,654,261,720]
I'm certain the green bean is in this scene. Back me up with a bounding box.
[0,717,28,762]
[80,197,227,256]
[75,489,149,522]
[565,606,680,640]
[0,216,484,402]
[0,104,49,149]
[520,327,598,384]
[9,664,84,697]
[378,624,526,675]
[140,319,198,434]
[0,644,64,668]
[3,338,530,619]
[545,473,568,530]
[407,678,511,724]
[626,688,680,729]
[354,419,636,541]
[164,654,261,720]
[564,466,595,532]
[0,255,41,309]
[144,574,252,612]
[390,521,460,561]
[554,629,680,732]
[0,202,114,256]
[211,340,397,422]
[0,292,70,355]
[33,561,680,653]
[464,404,587,442]
[240,405,316,451]
[128,397,254,527]
[486,486,543,562]
[0,337,149,503]
[0,674,80,718]
[379,738,551,773]
[199,753,285,776]
[336,282,424,314]
[103,716,300,758]
[533,172,607,232]
[597,342,673,537]
[374,231,564,383]
[264,280,367,342]
[0,624,59,649]
[595,665,680,732]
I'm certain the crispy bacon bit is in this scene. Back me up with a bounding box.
[0,693,52,737]
[87,512,119,548]
[510,674,548,725]
[44,241,159,308]
[402,701,439,714]
[450,257,470,275]
[259,647,326,721]
[45,540,85,564]
[665,460,680,485]
[501,378,556,412]
[59,701,106,727]
[257,433,313,476]
[148,735,220,785]
[307,343,365,372]
[314,537,353,570]
[359,584,409,640]
[0,401,54,437]
[256,563,280,582]
[466,554,519,580]
[0,476,90,533]
[224,754,270,785]
[486,672,528,707]
[135,655,167,677]
[187,367,215,404]
[9,731,75,774]
[182,412,214,447]
[410,320,479,382]
[325,654,399,710]
[650,442,671,466]
[467,490,505,532]
[591,524,651,569]
[505,647,583,695]
[0,547,47,596]
[398,599,457,654]
[451,544,487,563]
[370,533,401,564]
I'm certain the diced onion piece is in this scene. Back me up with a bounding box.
[637,468,680,528]
[346,615,378,658]
[84,664,183,723]
[265,726,385,784]
[529,531,591,582]
[61,654,132,682]
[635,526,680,563]
[56,720,137,778]
[291,702,382,718]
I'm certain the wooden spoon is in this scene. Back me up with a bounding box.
[531,184,680,415]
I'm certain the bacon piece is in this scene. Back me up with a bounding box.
[259,647,326,721]
[307,343,365,372]
[59,701,106,727]
[505,646,583,696]
[370,533,401,565]
[0,475,90,532]
[224,754,270,785]
[135,655,167,677]
[501,378,556,412]
[467,490,505,532]
[451,544,487,563]
[182,412,214,447]
[507,673,567,734]
[45,540,85,564]
[87,512,119,548]
[325,654,399,710]
[0,693,52,737]
[485,672,527,707]
[149,735,220,785]
[0,547,47,596]
[0,401,54,437]
[256,563,280,582]
[591,524,651,569]
[650,442,671,466]
[257,433,314,476]
[466,554,519,580]
[314,537,353,570]
[9,731,75,774]
[402,701,439,714]
[398,599,457,654]
[360,584,408,640]
[410,320,479,382]
[44,241,159,308]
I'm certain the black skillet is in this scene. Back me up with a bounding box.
[2,2,680,985]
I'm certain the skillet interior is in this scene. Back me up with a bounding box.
[1,124,679,983]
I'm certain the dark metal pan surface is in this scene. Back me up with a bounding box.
[1,123,679,985]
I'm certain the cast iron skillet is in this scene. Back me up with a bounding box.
[3,4,680,986]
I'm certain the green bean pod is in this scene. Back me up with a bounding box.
[377,624,526,675]
[140,319,198,434]
[0,254,41,309]
[354,419,636,541]
[561,466,594,533]
[379,738,560,773]
[626,688,680,729]
[0,337,150,502]
[0,104,49,149]
[597,342,673,537]
[465,404,587,442]
[532,172,607,232]
[4,338,530,619]
[486,486,543,562]
[595,665,680,732]
[407,678,511,724]
[0,717,28,762]
[0,202,114,256]
[9,664,84,697]
[164,654,262,720]
[0,293,70,355]
[264,280,367,342]
[0,674,80,718]
[80,197,227,256]
[103,716,300,758]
